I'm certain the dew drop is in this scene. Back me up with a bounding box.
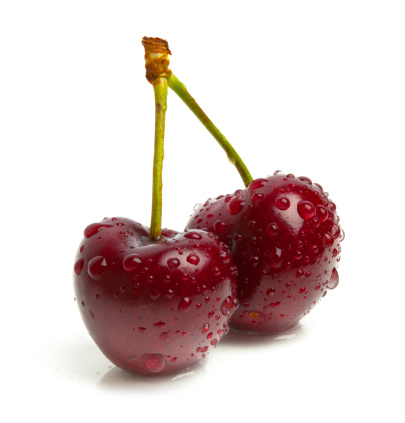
[323,232,334,247]
[123,254,142,272]
[270,302,281,307]
[74,258,84,275]
[275,197,290,211]
[269,247,283,269]
[227,195,245,215]
[252,193,264,203]
[84,223,112,239]
[316,205,328,222]
[248,178,268,190]
[213,220,226,234]
[202,323,210,333]
[274,170,284,175]
[266,222,279,237]
[187,254,200,265]
[184,231,202,240]
[88,256,107,280]
[298,176,312,185]
[167,257,180,269]
[221,296,235,316]
[328,268,339,289]
[297,201,316,220]
[141,353,165,373]
[178,297,192,312]
[331,224,341,239]
[329,202,337,213]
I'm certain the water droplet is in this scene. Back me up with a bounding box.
[167,257,180,269]
[160,332,169,341]
[270,302,280,307]
[315,283,321,290]
[266,288,276,296]
[154,321,165,327]
[88,256,107,280]
[141,353,165,373]
[314,182,323,191]
[269,247,283,269]
[275,197,290,210]
[328,268,339,289]
[84,223,112,239]
[266,223,279,237]
[286,173,295,178]
[329,202,337,213]
[299,287,306,294]
[212,267,221,276]
[213,220,226,234]
[297,201,316,220]
[252,193,264,203]
[187,254,200,265]
[74,258,84,275]
[178,297,192,312]
[80,245,85,253]
[149,287,161,300]
[211,338,218,346]
[316,205,328,222]
[221,296,235,316]
[298,176,312,185]
[339,228,345,242]
[184,231,202,240]
[123,254,142,272]
[227,195,245,215]
[323,232,334,247]
[202,323,210,333]
[248,178,268,190]
[274,170,284,175]
[331,224,341,239]
[219,251,231,264]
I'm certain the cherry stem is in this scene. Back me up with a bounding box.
[149,78,168,240]
[168,73,253,187]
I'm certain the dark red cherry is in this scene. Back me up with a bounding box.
[185,173,342,333]
[74,217,238,375]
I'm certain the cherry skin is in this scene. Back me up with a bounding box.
[74,217,239,375]
[185,172,343,333]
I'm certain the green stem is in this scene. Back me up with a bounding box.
[168,73,253,187]
[149,78,168,240]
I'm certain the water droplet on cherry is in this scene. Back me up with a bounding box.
[328,268,339,289]
[178,297,192,312]
[167,258,180,269]
[74,258,84,275]
[275,197,290,210]
[141,353,165,373]
[221,296,235,316]
[316,205,328,222]
[123,254,142,272]
[187,254,200,265]
[213,220,226,233]
[266,223,279,237]
[248,178,268,190]
[84,223,112,239]
[227,195,245,215]
[88,256,107,280]
[297,201,316,220]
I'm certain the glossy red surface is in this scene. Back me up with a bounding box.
[185,173,343,333]
[74,217,238,375]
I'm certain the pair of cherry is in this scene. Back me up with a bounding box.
[73,38,343,376]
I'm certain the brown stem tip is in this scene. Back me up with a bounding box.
[142,37,172,84]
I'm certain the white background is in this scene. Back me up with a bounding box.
[1,1,404,422]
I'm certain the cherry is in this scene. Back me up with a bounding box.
[74,218,238,375]
[185,172,343,333]
[159,39,343,333]
[73,37,238,375]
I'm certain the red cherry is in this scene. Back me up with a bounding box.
[74,217,238,375]
[185,173,342,333]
